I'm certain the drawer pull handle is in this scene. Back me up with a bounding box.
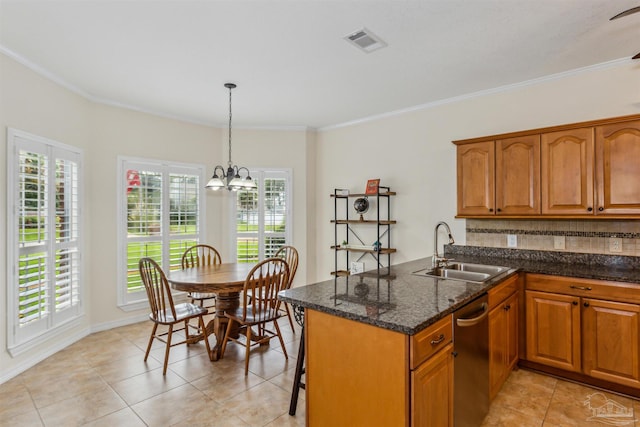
[430,334,445,346]
[570,285,592,291]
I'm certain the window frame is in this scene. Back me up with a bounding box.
[231,168,292,262]
[6,128,85,356]
[116,156,207,310]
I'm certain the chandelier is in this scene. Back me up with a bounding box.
[205,83,257,191]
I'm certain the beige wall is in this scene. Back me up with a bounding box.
[314,61,640,280]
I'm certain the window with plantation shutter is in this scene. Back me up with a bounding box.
[7,129,83,355]
[234,169,291,263]
[117,158,205,308]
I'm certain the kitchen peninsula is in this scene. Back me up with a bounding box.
[278,248,640,426]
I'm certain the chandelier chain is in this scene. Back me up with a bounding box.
[228,85,233,167]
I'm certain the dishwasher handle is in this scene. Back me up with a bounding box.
[456,302,489,327]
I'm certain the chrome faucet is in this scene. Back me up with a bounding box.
[433,221,455,267]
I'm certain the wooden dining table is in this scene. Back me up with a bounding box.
[167,262,256,361]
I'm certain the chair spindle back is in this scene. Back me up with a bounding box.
[242,258,289,322]
[181,244,222,269]
[139,257,176,321]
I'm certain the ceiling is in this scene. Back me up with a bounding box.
[1,0,639,129]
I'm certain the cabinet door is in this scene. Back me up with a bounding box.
[582,298,640,388]
[496,135,540,215]
[595,120,640,214]
[525,290,581,372]
[457,141,495,216]
[489,292,519,401]
[541,128,594,215]
[411,343,454,427]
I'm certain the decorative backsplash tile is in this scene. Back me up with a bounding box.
[465,219,640,256]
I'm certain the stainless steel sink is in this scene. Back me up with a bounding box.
[412,262,509,283]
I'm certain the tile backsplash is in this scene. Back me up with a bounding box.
[465,219,640,256]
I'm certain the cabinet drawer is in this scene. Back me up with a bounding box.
[411,315,453,369]
[488,274,519,310]
[526,273,640,304]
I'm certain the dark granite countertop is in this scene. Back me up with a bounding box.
[278,246,640,337]
[278,257,519,335]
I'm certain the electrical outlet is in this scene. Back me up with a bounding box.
[350,261,365,275]
[554,236,566,250]
[609,238,622,253]
[507,234,517,248]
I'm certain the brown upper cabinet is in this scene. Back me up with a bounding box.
[456,141,494,215]
[496,135,540,215]
[454,115,640,218]
[595,120,640,215]
[541,128,594,215]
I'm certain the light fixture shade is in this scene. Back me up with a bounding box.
[243,177,257,189]
[229,175,244,190]
[205,176,225,190]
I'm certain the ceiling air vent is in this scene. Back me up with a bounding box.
[344,28,387,53]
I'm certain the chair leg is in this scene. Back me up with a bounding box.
[284,303,295,331]
[273,320,288,359]
[289,327,305,416]
[144,323,158,361]
[220,319,234,359]
[244,325,252,376]
[199,315,213,360]
[163,324,173,375]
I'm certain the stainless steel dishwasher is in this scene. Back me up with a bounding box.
[453,294,490,427]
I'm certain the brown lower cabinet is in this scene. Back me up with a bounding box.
[305,309,453,426]
[411,343,454,427]
[525,273,640,395]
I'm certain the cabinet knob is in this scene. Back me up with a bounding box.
[496,208,502,212]
[451,351,458,358]
[584,302,590,307]
[598,207,604,212]
[572,301,578,306]
[587,207,593,212]
[489,208,493,212]
[504,304,511,311]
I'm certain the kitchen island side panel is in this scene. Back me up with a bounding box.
[306,309,410,427]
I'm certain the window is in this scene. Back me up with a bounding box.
[117,158,205,308]
[6,129,83,354]
[234,169,291,262]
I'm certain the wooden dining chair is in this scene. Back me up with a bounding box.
[220,257,290,375]
[274,245,299,330]
[181,244,221,309]
[139,257,212,375]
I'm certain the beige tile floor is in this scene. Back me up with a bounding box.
[1,315,638,427]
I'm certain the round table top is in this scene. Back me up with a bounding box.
[167,262,256,293]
